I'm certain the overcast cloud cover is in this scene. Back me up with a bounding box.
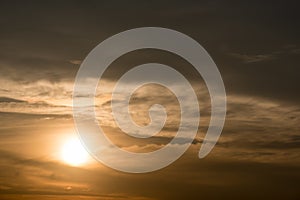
[0,0,299,199]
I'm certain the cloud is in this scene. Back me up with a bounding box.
[0,150,154,199]
[0,97,26,103]
[0,1,299,199]
[69,60,82,65]
[228,44,300,63]
[291,48,300,54]
[227,45,299,64]
[1,143,299,200]
[228,53,275,63]
[0,100,71,116]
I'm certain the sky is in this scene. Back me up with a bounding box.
[0,0,300,199]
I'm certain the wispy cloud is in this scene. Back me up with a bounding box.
[228,44,300,63]
[69,60,82,65]
[228,53,275,63]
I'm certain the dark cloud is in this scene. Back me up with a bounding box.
[0,0,299,103]
[0,97,25,103]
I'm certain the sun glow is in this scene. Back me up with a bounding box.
[61,138,89,166]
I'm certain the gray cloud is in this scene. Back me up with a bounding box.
[0,97,26,103]
[0,0,299,105]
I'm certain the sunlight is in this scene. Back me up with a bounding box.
[61,137,89,166]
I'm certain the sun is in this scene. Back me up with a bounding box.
[61,138,89,166]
